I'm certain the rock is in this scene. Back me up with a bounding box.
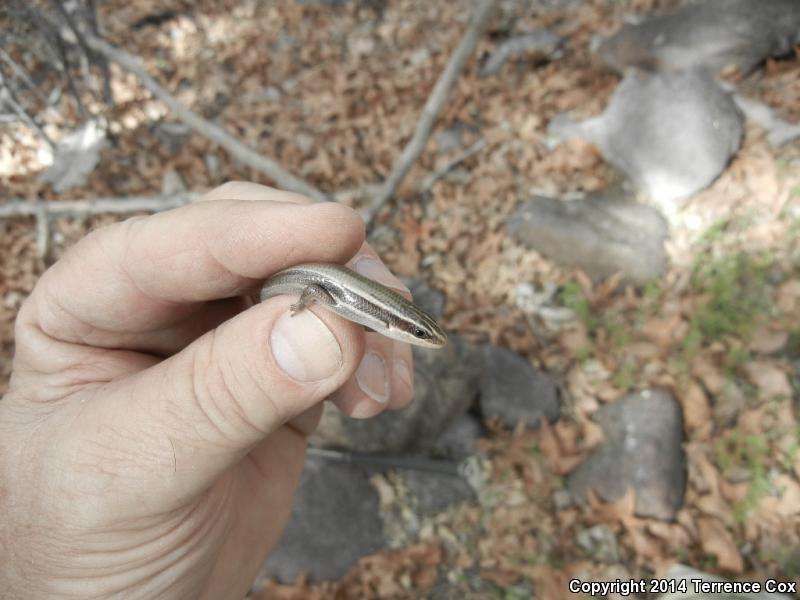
[432,413,484,459]
[39,119,108,193]
[567,389,686,520]
[311,333,483,452]
[734,94,800,147]
[262,456,385,583]
[479,29,564,77]
[548,70,743,205]
[575,524,620,563]
[506,191,668,285]
[479,344,560,428]
[403,470,476,514]
[552,488,573,510]
[401,276,447,318]
[597,0,800,76]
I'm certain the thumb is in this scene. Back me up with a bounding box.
[72,294,364,512]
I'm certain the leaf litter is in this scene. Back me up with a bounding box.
[1,0,799,597]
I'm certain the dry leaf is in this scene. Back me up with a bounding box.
[748,326,788,354]
[773,474,800,517]
[691,356,726,395]
[588,487,637,524]
[697,517,744,573]
[559,325,592,354]
[776,280,800,313]
[680,381,712,435]
[742,361,792,400]
[480,568,521,587]
[643,315,682,350]
[736,408,764,434]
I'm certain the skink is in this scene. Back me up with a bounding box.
[260,263,447,349]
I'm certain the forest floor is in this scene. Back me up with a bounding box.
[1,0,800,598]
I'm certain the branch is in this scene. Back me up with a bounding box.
[0,63,55,149]
[362,0,494,226]
[0,48,49,105]
[306,447,462,477]
[0,192,200,219]
[40,8,331,203]
[419,138,486,192]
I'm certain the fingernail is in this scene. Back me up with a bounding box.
[355,350,389,404]
[395,357,413,394]
[271,310,342,381]
[352,256,410,294]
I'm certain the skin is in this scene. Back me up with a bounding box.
[0,182,418,599]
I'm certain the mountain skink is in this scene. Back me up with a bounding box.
[260,262,447,349]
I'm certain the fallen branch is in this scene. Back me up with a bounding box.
[419,138,486,192]
[0,62,55,149]
[40,8,330,203]
[362,0,494,226]
[0,192,200,218]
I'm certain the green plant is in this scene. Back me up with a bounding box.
[715,431,770,521]
[560,280,599,333]
[684,252,770,354]
[612,358,636,391]
[575,345,595,363]
[723,346,751,378]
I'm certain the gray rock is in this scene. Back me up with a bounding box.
[660,564,794,600]
[597,0,800,76]
[549,70,743,204]
[734,94,800,147]
[310,333,483,453]
[403,469,476,514]
[262,456,385,583]
[432,413,484,459]
[39,119,108,193]
[567,389,686,520]
[480,29,564,77]
[575,524,620,563]
[552,488,573,510]
[479,344,560,428]
[506,191,668,285]
[401,276,447,318]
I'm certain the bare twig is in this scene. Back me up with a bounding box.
[37,8,331,203]
[50,21,89,118]
[363,0,494,226]
[0,63,55,149]
[34,204,50,259]
[419,138,486,192]
[0,186,384,220]
[306,447,463,477]
[0,48,49,105]
[85,0,113,105]
[0,192,200,219]
[50,0,102,105]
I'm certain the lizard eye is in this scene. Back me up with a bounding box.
[412,327,429,339]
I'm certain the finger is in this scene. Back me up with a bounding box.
[329,334,414,418]
[16,198,364,362]
[62,294,365,515]
[200,180,312,205]
[326,249,416,418]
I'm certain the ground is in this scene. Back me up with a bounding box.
[1,0,799,598]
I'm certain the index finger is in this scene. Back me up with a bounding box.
[16,190,365,355]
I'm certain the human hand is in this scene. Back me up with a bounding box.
[0,182,418,599]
